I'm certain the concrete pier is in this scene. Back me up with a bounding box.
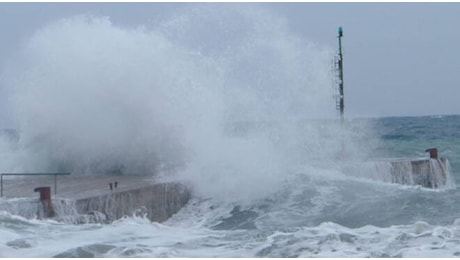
[388,158,449,188]
[341,148,454,189]
[342,157,453,189]
[0,175,191,223]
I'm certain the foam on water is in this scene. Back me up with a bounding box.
[2,160,460,257]
[3,202,460,258]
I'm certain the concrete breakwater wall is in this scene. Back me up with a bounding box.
[0,175,191,224]
[390,158,450,189]
[57,183,191,224]
[342,158,454,189]
[0,198,40,219]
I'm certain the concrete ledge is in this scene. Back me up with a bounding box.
[390,158,448,188]
[71,182,190,223]
[0,175,191,223]
[341,157,454,189]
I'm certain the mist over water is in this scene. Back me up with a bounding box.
[1,5,371,202]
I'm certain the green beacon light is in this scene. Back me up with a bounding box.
[338,26,343,37]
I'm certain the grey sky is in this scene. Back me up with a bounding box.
[0,2,459,127]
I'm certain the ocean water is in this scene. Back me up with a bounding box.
[1,4,460,257]
[2,115,460,258]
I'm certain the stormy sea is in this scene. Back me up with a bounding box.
[1,5,460,258]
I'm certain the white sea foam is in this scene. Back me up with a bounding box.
[3,205,460,258]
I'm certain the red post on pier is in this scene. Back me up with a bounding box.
[425,148,438,159]
[34,186,55,218]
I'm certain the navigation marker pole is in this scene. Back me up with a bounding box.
[337,26,345,123]
[336,26,346,158]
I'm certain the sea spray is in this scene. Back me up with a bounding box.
[2,5,375,202]
[7,14,221,175]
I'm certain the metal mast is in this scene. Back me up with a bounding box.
[337,26,345,122]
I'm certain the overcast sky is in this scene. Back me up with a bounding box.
[0,2,459,127]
